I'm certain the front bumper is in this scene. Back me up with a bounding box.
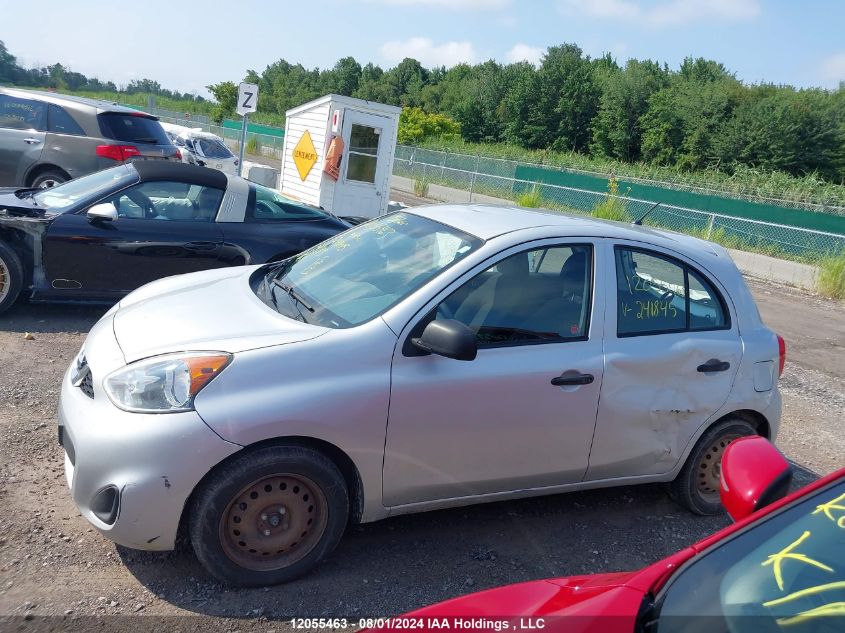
[58,327,241,551]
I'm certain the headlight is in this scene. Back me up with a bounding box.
[104,352,232,413]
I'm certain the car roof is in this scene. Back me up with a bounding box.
[0,86,155,116]
[406,203,725,258]
[132,161,229,189]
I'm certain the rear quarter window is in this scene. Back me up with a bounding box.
[48,104,86,136]
[97,112,171,145]
[247,184,330,222]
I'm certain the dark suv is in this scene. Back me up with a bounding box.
[0,87,180,188]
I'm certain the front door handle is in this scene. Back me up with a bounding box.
[24,137,42,145]
[184,241,218,251]
[551,373,594,386]
[697,360,731,373]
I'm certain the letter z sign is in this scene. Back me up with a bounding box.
[237,82,259,115]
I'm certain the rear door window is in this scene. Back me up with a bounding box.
[0,94,47,131]
[48,104,85,136]
[615,246,729,336]
[97,113,170,145]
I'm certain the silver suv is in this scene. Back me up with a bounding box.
[0,87,179,188]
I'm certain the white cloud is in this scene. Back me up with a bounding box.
[380,37,478,67]
[821,52,845,86]
[558,0,760,28]
[375,0,510,8]
[505,43,545,66]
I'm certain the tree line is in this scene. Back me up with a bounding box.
[0,40,206,102]
[208,44,845,183]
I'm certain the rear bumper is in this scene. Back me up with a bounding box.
[58,356,241,551]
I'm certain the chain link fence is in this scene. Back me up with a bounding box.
[393,153,845,270]
[395,146,845,215]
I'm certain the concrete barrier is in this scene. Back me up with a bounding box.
[243,161,280,188]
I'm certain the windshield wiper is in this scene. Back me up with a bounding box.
[135,137,159,144]
[272,278,314,312]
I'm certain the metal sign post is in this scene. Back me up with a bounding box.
[236,82,259,177]
[237,113,248,177]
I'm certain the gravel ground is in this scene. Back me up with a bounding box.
[0,248,841,631]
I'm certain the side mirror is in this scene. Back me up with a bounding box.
[87,202,117,222]
[411,319,477,361]
[720,436,793,522]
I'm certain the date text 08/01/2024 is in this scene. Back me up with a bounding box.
[289,617,548,630]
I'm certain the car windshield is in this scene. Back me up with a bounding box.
[32,165,137,211]
[257,212,482,328]
[655,477,845,633]
[196,137,233,159]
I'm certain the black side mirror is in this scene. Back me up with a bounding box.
[411,319,477,361]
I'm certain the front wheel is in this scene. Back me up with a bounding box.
[0,242,24,314]
[670,418,756,515]
[189,445,349,586]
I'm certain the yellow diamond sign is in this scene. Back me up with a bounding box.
[292,130,318,181]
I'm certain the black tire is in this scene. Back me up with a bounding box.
[30,169,69,189]
[670,418,756,515]
[0,241,24,314]
[189,445,348,586]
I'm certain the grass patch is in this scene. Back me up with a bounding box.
[592,177,630,221]
[817,255,845,300]
[245,136,262,155]
[413,177,430,198]
[516,185,543,208]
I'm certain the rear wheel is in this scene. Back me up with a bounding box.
[31,169,69,189]
[0,242,24,314]
[670,418,756,515]
[189,446,348,586]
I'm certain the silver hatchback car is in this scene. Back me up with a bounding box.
[58,205,784,586]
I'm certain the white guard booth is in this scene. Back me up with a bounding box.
[279,95,401,219]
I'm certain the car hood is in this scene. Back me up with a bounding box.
[112,266,329,363]
[0,188,54,219]
[406,572,646,626]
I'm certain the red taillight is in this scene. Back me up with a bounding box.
[777,335,786,377]
[96,144,141,161]
[174,149,182,161]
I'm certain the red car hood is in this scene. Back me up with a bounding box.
[392,550,696,633]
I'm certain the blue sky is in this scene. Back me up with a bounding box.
[1,0,843,98]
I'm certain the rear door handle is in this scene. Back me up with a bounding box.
[551,373,594,386]
[24,137,41,145]
[697,360,731,373]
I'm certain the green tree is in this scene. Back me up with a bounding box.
[206,81,238,124]
[591,59,668,161]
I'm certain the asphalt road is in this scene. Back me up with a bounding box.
[0,222,841,630]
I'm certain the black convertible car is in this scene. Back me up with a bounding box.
[0,162,349,313]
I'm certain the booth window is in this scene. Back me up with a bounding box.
[346,124,379,183]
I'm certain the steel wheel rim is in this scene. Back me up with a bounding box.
[37,178,60,189]
[0,257,9,304]
[219,473,328,571]
[697,433,742,501]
